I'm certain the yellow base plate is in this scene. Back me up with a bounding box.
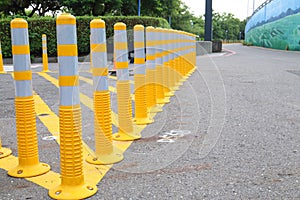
[133,117,154,125]
[49,183,97,200]
[150,105,163,113]
[8,162,50,178]
[112,132,141,141]
[86,145,124,165]
[165,91,175,97]
[0,147,12,159]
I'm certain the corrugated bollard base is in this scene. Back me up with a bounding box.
[86,91,124,165]
[8,97,50,178]
[133,74,154,125]
[49,105,97,200]
[112,81,141,141]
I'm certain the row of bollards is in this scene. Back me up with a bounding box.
[0,13,196,200]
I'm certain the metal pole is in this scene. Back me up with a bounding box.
[253,0,255,13]
[138,0,141,16]
[204,0,212,41]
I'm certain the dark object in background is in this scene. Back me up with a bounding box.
[212,40,222,52]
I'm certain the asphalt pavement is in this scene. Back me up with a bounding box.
[0,44,299,199]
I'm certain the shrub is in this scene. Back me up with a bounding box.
[0,15,170,58]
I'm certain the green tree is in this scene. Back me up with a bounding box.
[212,11,244,40]
[121,0,137,16]
[0,0,61,17]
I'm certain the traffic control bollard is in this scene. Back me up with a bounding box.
[133,25,154,124]
[154,28,168,104]
[178,31,187,82]
[146,26,162,113]
[8,18,50,178]
[169,29,179,91]
[0,137,12,159]
[86,19,124,164]
[112,22,141,141]
[42,34,49,72]
[173,30,183,87]
[164,29,175,97]
[0,41,4,73]
[187,33,195,75]
[49,13,97,199]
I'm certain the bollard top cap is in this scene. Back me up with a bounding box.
[56,13,76,25]
[11,18,28,29]
[90,19,105,28]
[114,22,126,30]
[134,25,144,31]
[146,26,154,31]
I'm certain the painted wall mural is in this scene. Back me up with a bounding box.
[245,0,300,51]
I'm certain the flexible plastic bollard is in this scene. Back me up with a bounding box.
[8,18,50,178]
[173,30,183,87]
[86,19,124,164]
[0,137,12,159]
[42,34,49,72]
[48,13,97,200]
[177,31,186,82]
[169,29,179,91]
[112,22,141,141]
[161,29,170,97]
[164,29,175,97]
[154,28,169,104]
[185,32,195,77]
[0,41,4,73]
[182,31,190,78]
[133,25,154,125]
[146,26,162,113]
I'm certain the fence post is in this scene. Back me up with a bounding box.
[8,18,50,178]
[86,19,124,164]
[133,25,154,125]
[42,34,49,72]
[48,13,97,199]
[112,22,141,141]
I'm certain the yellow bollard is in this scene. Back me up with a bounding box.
[133,25,154,124]
[173,30,183,87]
[42,34,49,72]
[8,18,50,178]
[86,19,124,164]
[164,29,175,97]
[48,13,97,199]
[112,22,141,141]
[0,41,4,73]
[154,28,169,104]
[169,29,179,91]
[0,137,12,159]
[146,26,162,113]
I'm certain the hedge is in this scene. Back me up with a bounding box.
[0,15,170,58]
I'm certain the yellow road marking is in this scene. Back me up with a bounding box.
[0,72,162,191]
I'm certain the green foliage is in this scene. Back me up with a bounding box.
[0,0,61,17]
[0,15,169,58]
[212,12,244,40]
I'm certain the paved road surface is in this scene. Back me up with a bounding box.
[0,44,299,199]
